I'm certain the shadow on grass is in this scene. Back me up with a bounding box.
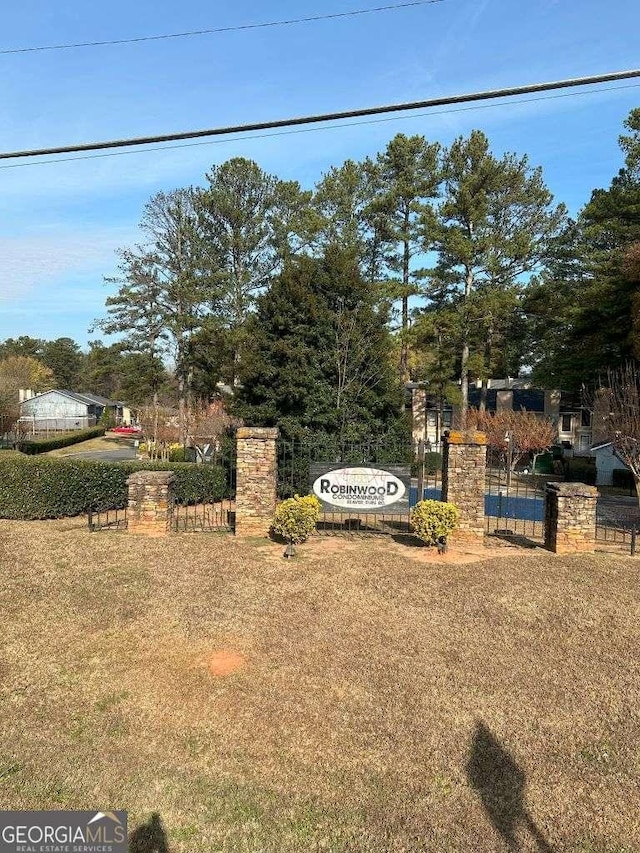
[391,532,429,548]
[466,721,554,852]
[486,533,543,549]
[128,813,170,853]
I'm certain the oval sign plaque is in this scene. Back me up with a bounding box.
[312,466,406,511]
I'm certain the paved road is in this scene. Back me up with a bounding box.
[67,447,137,461]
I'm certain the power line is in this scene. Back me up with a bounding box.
[2,82,638,171]
[2,69,639,162]
[0,1,445,55]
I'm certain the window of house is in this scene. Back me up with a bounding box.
[442,410,452,428]
[561,413,572,432]
[581,409,592,427]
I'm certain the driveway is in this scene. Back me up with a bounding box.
[68,447,137,461]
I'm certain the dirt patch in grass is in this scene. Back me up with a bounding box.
[0,520,639,852]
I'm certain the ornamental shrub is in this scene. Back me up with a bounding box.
[410,499,459,546]
[18,426,106,455]
[271,494,322,544]
[0,453,229,519]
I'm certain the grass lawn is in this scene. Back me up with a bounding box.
[1,521,639,852]
[44,434,135,456]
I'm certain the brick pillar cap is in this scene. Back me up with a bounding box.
[237,427,279,440]
[126,470,175,486]
[445,430,487,446]
[546,481,598,497]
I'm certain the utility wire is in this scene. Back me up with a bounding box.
[2,69,639,162]
[0,0,445,55]
[2,82,638,171]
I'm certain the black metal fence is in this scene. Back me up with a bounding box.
[170,437,237,532]
[171,499,235,532]
[277,435,442,536]
[595,500,640,554]
[88,436,237,534]
[88,503,128,531]
[484,463,546,542]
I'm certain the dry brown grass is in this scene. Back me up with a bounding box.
[45,434,134,456]
[1,520,639,852]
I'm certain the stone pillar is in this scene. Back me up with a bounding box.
[235,427,279,537]
[442,431,487,542]
[544,482,598,554]
[126,471,174,537]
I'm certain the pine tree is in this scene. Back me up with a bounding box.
[233,249,403,441]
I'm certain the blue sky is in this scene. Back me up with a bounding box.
[0,0,638,347]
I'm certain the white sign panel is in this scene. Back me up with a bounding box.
[311,465,409,514]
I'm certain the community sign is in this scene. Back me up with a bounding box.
[310,464,410,516]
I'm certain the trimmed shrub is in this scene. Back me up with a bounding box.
[0,453,229,519]
[410,499,459,546]
[18,426,106,455]
[271,494,322,544]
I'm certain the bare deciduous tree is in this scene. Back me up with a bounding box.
[186,400,241,462]
[467,408,555,479]
[590,362,640,503]
[138,405,180,460]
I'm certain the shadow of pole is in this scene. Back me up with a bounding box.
[128,812,170,853]
[465,721,554,852]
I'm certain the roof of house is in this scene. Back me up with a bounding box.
[20,389,120,408]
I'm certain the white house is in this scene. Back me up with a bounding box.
[19,390,124,432]
[590,441,631,486]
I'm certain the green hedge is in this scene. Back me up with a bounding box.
[0,453,229,519]
[18,426,106,455]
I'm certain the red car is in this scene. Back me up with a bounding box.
[110,425,142,435]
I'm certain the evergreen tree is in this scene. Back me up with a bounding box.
[233,249,403,441]
[41,337,85,390]
[525,110,640,388]
[197,157,312,382]
[426,130,565,421]
[371,134,442,380]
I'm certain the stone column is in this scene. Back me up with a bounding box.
[544,482,598,554]
[235,427,279,537]
[126,471,174,537]
[442,431,487,542]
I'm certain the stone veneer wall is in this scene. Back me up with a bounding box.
[235,427,279,537]
[544,482,598,554]
[442,431,487,542]
[126,470,174,537]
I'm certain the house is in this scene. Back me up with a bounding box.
[19,390,126,433]
[590,441,632,486]
[410,379,597,452]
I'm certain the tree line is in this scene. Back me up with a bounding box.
[2,109,639,444]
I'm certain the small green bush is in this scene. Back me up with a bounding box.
[0,453,229,519]
[271,494,322,544]
[410,499,459,546]
[18,426,106,455]
[99,407,116,429]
